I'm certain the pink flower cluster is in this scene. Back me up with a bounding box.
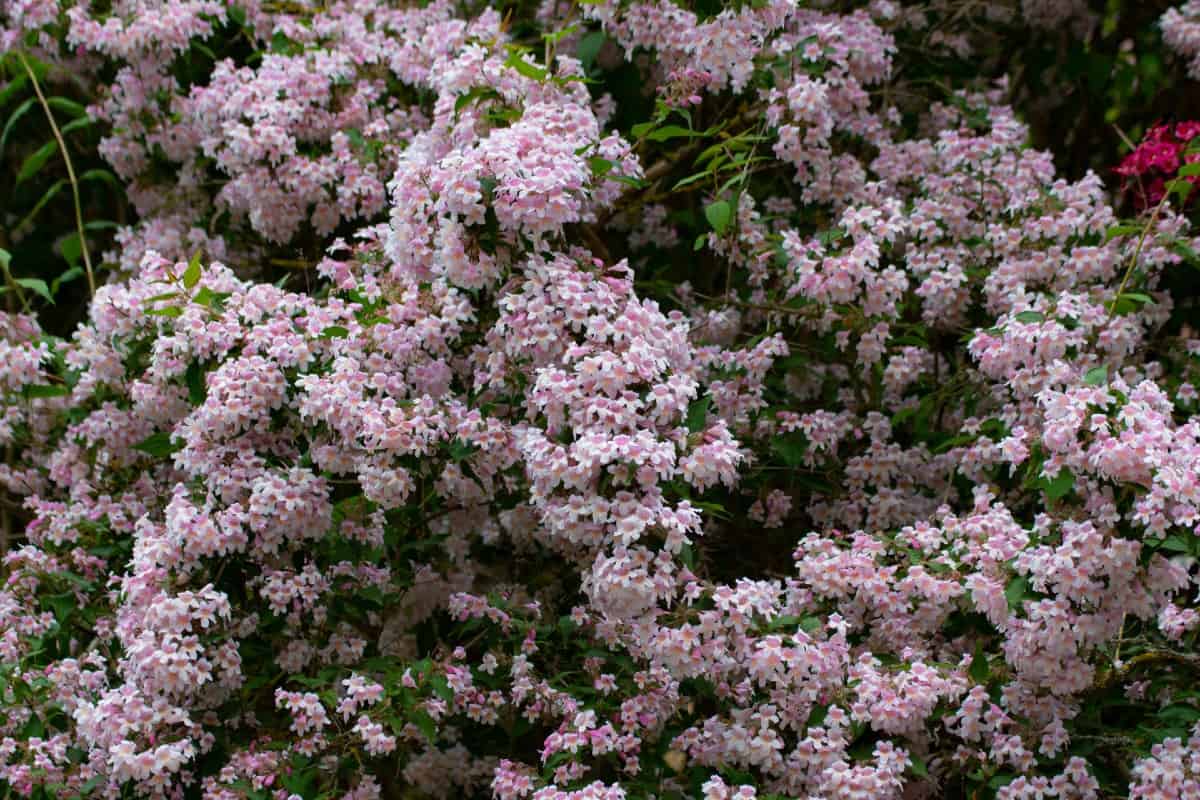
[2,0,1200,799]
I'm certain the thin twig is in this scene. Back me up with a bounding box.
[1109,189,1170,316]
[17,52,96,297]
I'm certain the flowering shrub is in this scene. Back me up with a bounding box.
[1115,121,1200,210]
[3,1,1200,800]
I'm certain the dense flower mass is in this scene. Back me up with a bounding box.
[3,1,1200,799]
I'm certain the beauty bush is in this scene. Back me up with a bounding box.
[5,1,1200,799]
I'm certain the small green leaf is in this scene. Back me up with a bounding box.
[60,232,82,267]
[578,31,605,72]
[320,325,349,339]
[1123,292,1154,306]
[646,124,701,143]
[1042,468,1074,501]
[1082,365,1107,386]
[133,432,182,457]
[685,395,711,433]
[23,383,69,398]
[58,116,92,136]
[16,140,57,184]
[770,431,807,467]
[968,644,989,683]
[448,438,479,461]
[673,170,712,190]
[704,200,732,235]
[1171,240,1200,269]
[78,168,123,193]
[78,775,104,795]
[0,97,36,155]
[429,673,454,702]
[14,178,66,232]
[186,361,207,404]
[182,250,202,289]
[504,52,547,81]
[0,75,29,109]
[192,287,231,309]
[411,708,437,742]
[1005,575,1031,611]
[630,120,658,139]
[51,265,83,294]
[588,156,614,178]
[1168,178,1196,201]
[46,96,86,118]
[1013,310,1045,324]
[1180,163,1200,178]
[15,277,53,303]
[1160,535,1192,553]
[1104,224,1141,242]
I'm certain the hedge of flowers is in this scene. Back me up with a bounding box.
[4,1,1200,799]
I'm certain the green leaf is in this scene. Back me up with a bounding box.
[673,170,712,190]
[320,325,349,339]
[968,644,989,683]
[1005,575,1031,611]
[16,140,57,184]
[1171,240,1200,269]
[0,97,36,155]
[704,200,732,235]
[1168,178,1195,202]
[1123,292,1154,306]
[14,178,65,232]
[1082,365,1107,386]
[1180,162,1200,178]
[588,156,614,178]
[429,673,454,702]
[133,432,181,457]
[146,306,183,318]
[60,232,82,267]
[630,120,658,139]
[23,383,69,398]
[15,277,52,303]
[186,361,207,405]
[453,86,501,115]
[504,52,547,81]
[646,124,702,142]
[78,775,104,796]
[411,708,437,742]
[909,756,929,778]
[58,116,92,136]
[1160,535,1192,554]
[192,287,231,309]
[51,265,83,295]
[78,168,123,193]
[1042,468,1074,501]
[448,438,479,461]
[685,395,711,433]
[578,31,605,72]
[770,431,807,467]
[0,75,29,110]
[1013,310,1044,324]
[46,96,86,118]
[182,250,202,289]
